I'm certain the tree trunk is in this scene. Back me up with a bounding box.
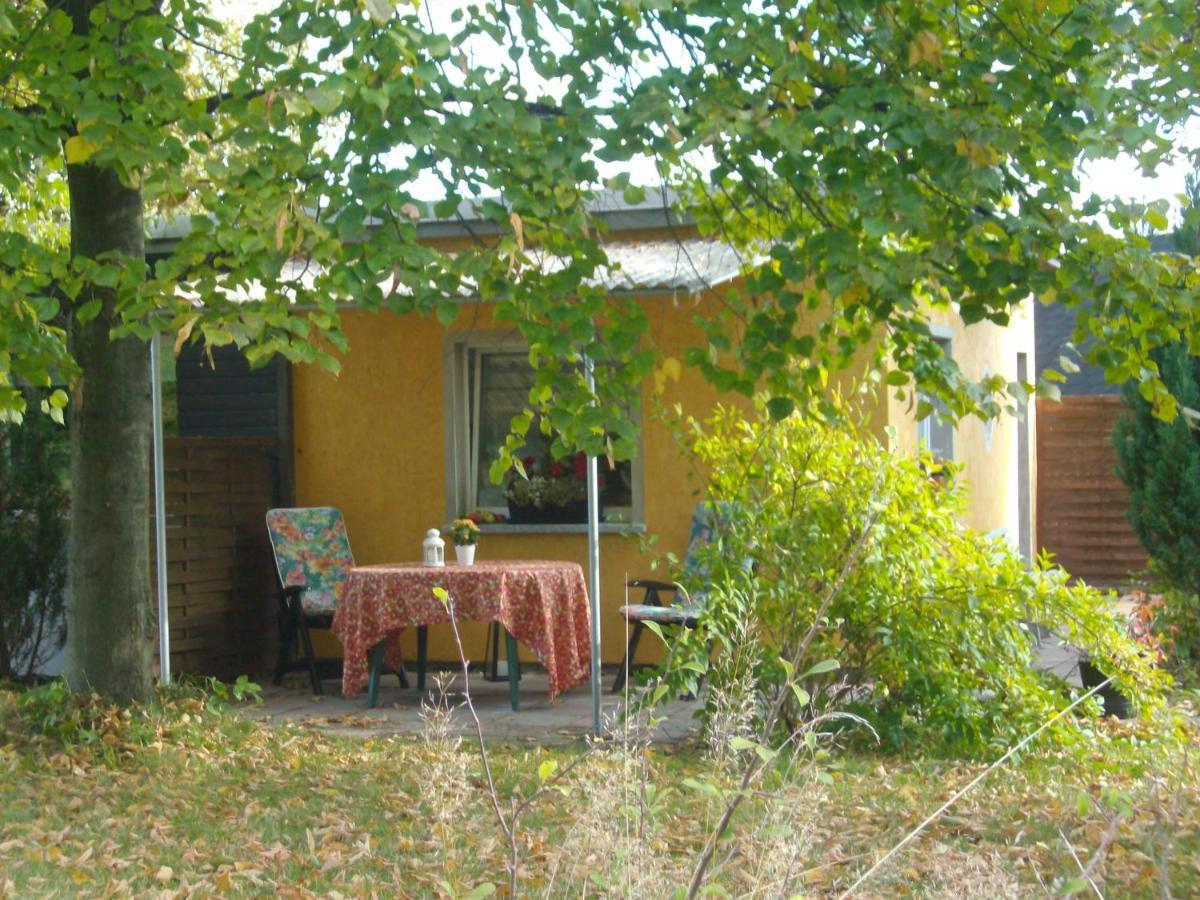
[64,160,153,703]
[0,613,12,681]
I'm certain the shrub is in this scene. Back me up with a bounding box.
[0,398,69,682]
[657,400,1167,755]
[1154,587,1200,681]
[1113,342,1200,669]
[1127,571,1200,684]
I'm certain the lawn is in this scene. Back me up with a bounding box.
[0,683,1197,898]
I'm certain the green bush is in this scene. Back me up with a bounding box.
[0,398,69,682]
[1113,343,1200,671]
[1134,569,1200,684]
[657,400,1167,755]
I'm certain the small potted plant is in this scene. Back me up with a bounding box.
[450,517,481,565]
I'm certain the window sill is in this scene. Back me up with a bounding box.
[471,522,647,535]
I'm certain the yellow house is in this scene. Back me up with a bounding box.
[276,192,1037,668]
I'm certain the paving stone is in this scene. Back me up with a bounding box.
[242,640,1083,744]
[240,668,700,745]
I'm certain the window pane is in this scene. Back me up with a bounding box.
[469,347,637,517]
[473,351,549,508]
[926,407,954,460]
[918,337,954,461]
[599,456,634,509]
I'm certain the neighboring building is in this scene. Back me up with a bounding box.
[150,192,1037,668]
[1030,242,1181,586]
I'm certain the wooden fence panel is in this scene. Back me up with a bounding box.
[1036,396,1147,587]
[151,436,280,680]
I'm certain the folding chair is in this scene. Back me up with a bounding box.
[613,500,734,692]
[265,507,407,695]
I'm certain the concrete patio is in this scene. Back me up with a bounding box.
[240,666,703,745]
[240,631,1088,744]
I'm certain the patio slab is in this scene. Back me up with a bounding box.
[241,633,1087,745]
[240,667,702,745]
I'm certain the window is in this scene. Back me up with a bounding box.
[444,333,641,526]
[916,336,955,461]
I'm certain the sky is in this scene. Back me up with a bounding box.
[1080,134,1199,219]
[213,0,1198,218]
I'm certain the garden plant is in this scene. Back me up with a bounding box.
[3,0,1199,700]
[0,390,69,684]
[651,397,1166,755]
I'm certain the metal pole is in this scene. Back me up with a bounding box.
[584,357,602,736]
[150,337,170,685]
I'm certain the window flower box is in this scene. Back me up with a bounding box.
[505,452,600,525]
[506,497,591,525]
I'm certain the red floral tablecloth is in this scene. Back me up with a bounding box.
[332,560,591,700]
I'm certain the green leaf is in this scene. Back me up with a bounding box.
[800,658,840,678]
[76,299,102,323]
[362,0,394,24]
[766,396,795,420]
[754,744,778,764]
[1074,791,1090,817]
[681,777,722,798]
[1058,877,1088,896]
[307,85,342,116]
[435,300,458,326]
[30,295,59,321]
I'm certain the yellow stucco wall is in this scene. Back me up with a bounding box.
[294,290,1034,665]
[885,298,1037,541]
[294,292,748,664]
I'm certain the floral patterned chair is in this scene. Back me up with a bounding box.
[612,500,737,692]
[266,507,406,695]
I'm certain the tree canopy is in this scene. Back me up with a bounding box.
[4,1,1199,434]
[1,0,1197,698]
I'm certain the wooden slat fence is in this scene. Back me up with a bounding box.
[151,437,280,680]
[1036,396,1147,587]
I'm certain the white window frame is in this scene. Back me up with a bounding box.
[916,332,956,462]
[443,331,644,526]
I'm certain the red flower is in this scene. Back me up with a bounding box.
[573,452,588,480]
[522,455,538,473]
[548,461,566,477]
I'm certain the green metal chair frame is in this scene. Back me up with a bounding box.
[613,500,731,692]
[365,623,521,711]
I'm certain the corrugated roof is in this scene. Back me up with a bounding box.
[146,188,692,252]
[1035,301,1113,396]
[176,238,749,305]
[553,239,751,293]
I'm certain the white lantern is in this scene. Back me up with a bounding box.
[422,528,445,567]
